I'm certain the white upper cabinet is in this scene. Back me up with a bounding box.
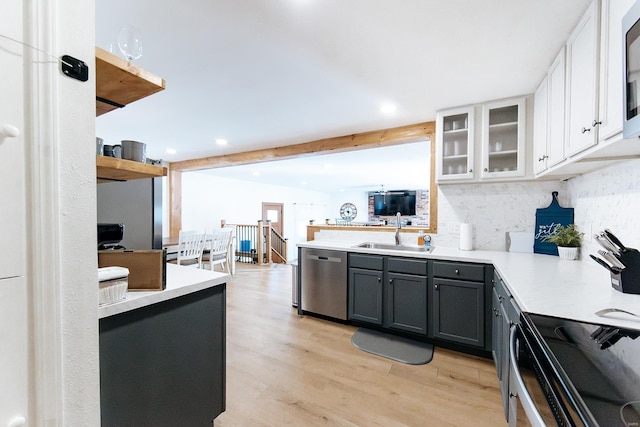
[436,106,475,182]
[533,0,638,179]
[565,0,600,158]
[535,47,567,177]
[481,97,526,179]
[598,0,635,141]
[548,48,567,168]
[533,76,549,175]
[437,96,530,184]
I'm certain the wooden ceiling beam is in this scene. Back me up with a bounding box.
[170,121,435,172]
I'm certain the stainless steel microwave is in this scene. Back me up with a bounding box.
[623,0,640,138]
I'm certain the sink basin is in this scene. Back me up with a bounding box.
[354,242,435,253]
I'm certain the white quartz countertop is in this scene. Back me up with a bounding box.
[98,263,229,319]
[298,240,640,330]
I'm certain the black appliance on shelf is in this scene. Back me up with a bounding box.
[512,312,640,426]
[98,223,125,250]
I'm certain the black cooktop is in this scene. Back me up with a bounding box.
[525,313,640,426]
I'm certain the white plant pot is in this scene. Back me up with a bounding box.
[557,246,579,260]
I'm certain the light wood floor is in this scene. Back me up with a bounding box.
[215,263,507,427]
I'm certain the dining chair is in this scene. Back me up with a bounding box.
[176,230,206,267]
[204,227,233,273]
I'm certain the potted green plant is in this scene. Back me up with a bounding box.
[543,224,584,260]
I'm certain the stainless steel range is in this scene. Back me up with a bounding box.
[512,312,640,426]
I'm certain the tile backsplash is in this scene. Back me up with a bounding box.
[436,180,568,250]
[567,159,640,255]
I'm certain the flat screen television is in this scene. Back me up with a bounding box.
[373,191,416,216]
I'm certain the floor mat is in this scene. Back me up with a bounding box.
[351,328,434,365]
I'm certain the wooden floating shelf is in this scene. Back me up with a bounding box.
[95,47,166,116]
[97,155,167,183]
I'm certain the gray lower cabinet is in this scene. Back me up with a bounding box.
[432,278,484,346]
[431,261,491,349]
[386,258,428,335]
[492,270,517,422]
[348,254,428,336]
[349,267,383,324]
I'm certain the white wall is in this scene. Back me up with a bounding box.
[56,1,101,424]
[329,191,370,223]
[177,172,335,260]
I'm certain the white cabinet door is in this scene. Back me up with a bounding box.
[0,276,28,425]
[0,0,24,43]
[598,0,635,141]
[533,77,549,175]
[0,37,26,279]
[565,0,600,157]
[548,47,567,168]
[436,106,475,181]
[480,97,526,178]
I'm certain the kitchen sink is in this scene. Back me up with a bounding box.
[353,242,435,253]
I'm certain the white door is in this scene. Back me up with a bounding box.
[565,1,600,157]
[0,277,28,425]
[0,2,28,425]
[0,11,26,279]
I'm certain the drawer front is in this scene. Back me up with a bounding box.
[433,261,484,282]
[387,257,428,276]
[349,253,383,270]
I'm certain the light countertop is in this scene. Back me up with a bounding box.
[297,240,640,330]
[98,263,229,319]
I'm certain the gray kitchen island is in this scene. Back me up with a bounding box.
[98,263,228,426]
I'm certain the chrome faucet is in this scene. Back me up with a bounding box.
[395,212,402,245]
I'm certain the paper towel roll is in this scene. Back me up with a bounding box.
[460,223,473,251]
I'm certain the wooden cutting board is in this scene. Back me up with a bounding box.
[534,192,574,256]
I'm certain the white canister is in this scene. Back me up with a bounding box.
[459,223,473,250]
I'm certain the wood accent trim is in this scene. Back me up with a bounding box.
[169,168,182,238]
[428,133,438,233]
[170,121,435,172]
[168,121,438,240]
[306,225,431,241]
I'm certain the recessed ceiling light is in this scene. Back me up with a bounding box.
[166,148,177,154]
[301,181,307,185]
[252,171,260,176]
[324,163,332,169]
[216,139,228,146]
[380,103,397,114]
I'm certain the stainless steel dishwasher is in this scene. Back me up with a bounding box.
[300,248,348,320]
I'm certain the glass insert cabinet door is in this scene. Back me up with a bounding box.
[481,97,526,178]
[436,106,475,181]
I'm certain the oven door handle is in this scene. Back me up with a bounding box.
[509,324,546,427]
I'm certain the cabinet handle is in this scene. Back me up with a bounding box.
[581,127,591,134]
[455,269,460,275]
[592,120,602,127]
[538,155,548,162]
[378,277,381,282]
[484,167,488,172]
[435,283,439,290]
[0,124,20,142]
[389,279,393,285]
[468,168,473,173]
